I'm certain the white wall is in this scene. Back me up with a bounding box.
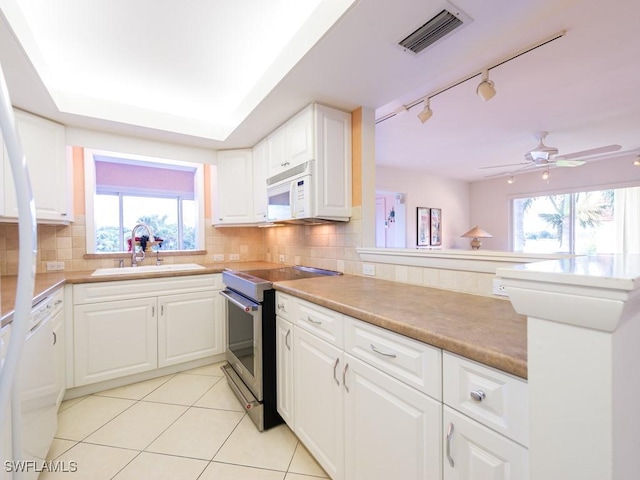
[469,152,640,250]
[376,166,470,249]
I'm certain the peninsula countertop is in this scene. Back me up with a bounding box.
[274,275,527,379]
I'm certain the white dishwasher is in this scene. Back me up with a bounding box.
[16,293,58,479]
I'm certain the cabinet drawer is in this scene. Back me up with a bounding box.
[275,291,295,321]
[344,316,442,400]
[295,298,343,348]
[443,352,528,446]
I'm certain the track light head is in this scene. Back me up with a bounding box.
[507,176,515,184]
[476,70,497,101]
[633,155,640,166]
[542,169,550,180]
[417,99,433,123]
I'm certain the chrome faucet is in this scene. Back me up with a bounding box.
[130,223,154,267]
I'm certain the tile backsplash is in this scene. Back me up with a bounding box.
[0,206,499,298]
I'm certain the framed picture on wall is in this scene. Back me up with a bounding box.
[430,208,442,246]
[417,207,431,247]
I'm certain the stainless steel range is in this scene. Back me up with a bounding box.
[220,266,341,430]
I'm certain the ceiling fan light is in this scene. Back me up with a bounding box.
[476,70,496,101]
[417,99,433,123]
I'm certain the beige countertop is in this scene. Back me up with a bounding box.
[274,275,527,379]
[2,262,527,379]
[0,261,281,325]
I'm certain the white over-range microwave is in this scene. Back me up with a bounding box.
[266,160,351,224]
[266,171,313,223]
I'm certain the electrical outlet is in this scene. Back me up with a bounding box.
[362,264,376,276]
[229,253,240,261]
[492,279,509,297]
[279,255,286,263]
[213,254,224,262]
[46,261,65,271]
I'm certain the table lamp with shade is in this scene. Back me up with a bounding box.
[461,226,493,250]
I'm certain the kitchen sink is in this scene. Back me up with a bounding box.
[91,263,206,276]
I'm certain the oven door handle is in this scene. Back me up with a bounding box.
[220,290,259,312]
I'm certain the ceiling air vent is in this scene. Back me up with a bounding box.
[398,4,471,55]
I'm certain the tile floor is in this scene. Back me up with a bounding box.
[42,362,328,480]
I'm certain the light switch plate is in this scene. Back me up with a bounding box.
[279,255,286,263]
[229,254,240,261]
[46,261,65,271]
[213,254,224,262]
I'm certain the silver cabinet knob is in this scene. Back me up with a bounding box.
[470,390,486,402]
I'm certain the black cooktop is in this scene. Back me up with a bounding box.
[223,266,341,301]
[241,266,341,283]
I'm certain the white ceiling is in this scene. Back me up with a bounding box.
[1,0,639,182]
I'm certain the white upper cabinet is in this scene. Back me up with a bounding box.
[267,104,314,177]
[252,139,268,222]
[2,109,72,224]
[213,149,254,225]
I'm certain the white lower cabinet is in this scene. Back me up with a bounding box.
[344,354,442,480]
[293,326,345,480]
[52,305,66,406]
[72,274,223,387]
[276,315,295,427]
[443,407,528,480]
[158,291,224,367]
[277,293,443,480]
[73,297,157,386]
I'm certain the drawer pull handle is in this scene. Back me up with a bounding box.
[277,303,285,311]
[307,316,322,325]
[470,390,486,402]
[446,422,455,467]
[370,343,397,358]
[343,363,350,392]
[333,358,340,385]
[285,329,291,350]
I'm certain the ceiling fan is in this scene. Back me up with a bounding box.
[482,132,622,177]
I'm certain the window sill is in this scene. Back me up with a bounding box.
[84,250,207,259]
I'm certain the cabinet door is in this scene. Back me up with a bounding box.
[276,316,294,428]
[314,104,351,219]
[4,110,71,222]
[294,326,344,480]
[267,126,288,177]
[344,354,442,480]
[73,297,157,386]
[286,105,314,169]
[443,407,528,480]
[252,139,268,222]
[214,149,254,224]
[52,309,65,407]
[158,290,222,367]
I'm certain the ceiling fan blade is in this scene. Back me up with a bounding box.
[555,159,585,167]
[480,162,529,170]
[557,144,622,161]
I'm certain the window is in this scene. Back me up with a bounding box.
[512,186,640,255]
[84,149,205,254]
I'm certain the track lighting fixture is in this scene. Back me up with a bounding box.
[476,70,496,101]
[633,155,640,166]
[507,176,515,184]
[542,169,550,180]
[375,30,566,125]
[417,98,433,124]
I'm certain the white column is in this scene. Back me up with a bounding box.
[498,256,640,480]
